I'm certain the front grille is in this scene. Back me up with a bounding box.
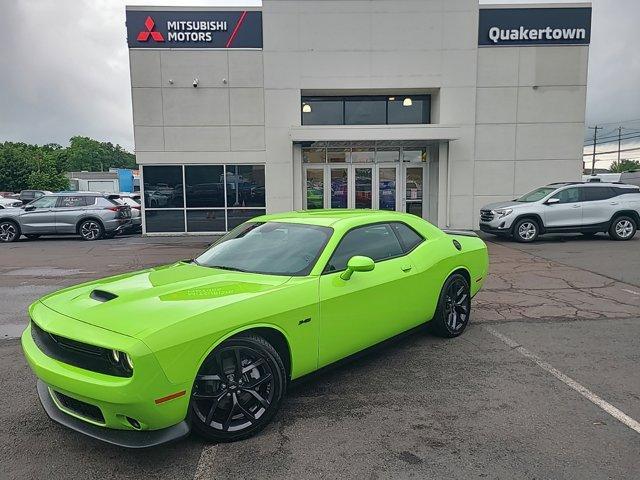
[53,390,105,424]
[31,321,132,378]
[480,209,494,222]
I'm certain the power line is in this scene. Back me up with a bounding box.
[591,118,640,126]
[584,133,640,147]
[582,146,640,156]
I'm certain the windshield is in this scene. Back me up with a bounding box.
[516,187,557,202]
[194,222,333,276]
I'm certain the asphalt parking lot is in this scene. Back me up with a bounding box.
[1,233,639,479]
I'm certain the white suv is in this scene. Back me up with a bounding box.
[479,182,640,242]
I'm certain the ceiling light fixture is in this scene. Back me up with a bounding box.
[302,103,312,113]
[388,96,395,101]
[403,97,412,107]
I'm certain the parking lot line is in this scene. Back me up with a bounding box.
[483,326,640,435]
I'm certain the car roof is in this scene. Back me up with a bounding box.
[47,191,115,197]
[252,209,425,227]
[547,182,638,188]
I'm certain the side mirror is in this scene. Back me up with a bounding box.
[24,205,36,211]
[546,198,560,205]
[340,255,375,281]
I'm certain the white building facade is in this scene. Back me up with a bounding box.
[126,1,591,234]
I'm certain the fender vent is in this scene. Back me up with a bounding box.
[452,239,462,251]
[90,290,118,302]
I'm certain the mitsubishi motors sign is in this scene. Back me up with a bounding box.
[126,10,263,49]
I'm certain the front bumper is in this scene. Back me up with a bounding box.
[37,380,190,448]
[479,223,511,235]
[22,302,192,447]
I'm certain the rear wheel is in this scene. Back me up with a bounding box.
[609,216,636,241]
[190,334,287,442]
[78,219,104,241]
[513,218,539,243]
[0,220,20,242]
[429,273,471,338]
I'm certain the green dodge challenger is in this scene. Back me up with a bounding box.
[22,210,488,447]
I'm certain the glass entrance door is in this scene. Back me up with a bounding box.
[303,163,427,219]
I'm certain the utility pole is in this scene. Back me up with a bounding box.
[588,125,599,175]
[617,126,622,163]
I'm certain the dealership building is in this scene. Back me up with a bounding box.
[126,1,591,234]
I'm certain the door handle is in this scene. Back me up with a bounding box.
[401,264,413,272]
[610,202,619,205]
[571,205,581,208]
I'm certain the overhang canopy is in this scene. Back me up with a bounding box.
[290,125,462,143]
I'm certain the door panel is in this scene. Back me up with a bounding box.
[55,195,90,233]
[354,167,372,209]
[404,166,424,218]
[378,166,397,211]
[305,168,325,209]
[330,167,348,208]
[543,187,582,228]
[19,196,58,234]
[581,187,616,226]
[318,257,421,366]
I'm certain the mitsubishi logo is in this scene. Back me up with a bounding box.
[137,16,164,42]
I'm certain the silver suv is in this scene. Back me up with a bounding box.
[0,192,132,243]
[480,182,640,242]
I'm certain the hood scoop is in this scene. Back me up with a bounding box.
[90,289,118,303]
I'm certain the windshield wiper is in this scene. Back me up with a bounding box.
[207,265,247,272]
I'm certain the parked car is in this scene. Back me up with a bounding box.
[116,193,142,233]
[21,210,488,446]
[0,192,131,242]
[19,190,52,203]
[480,182,640,242]
[0,197,22,209]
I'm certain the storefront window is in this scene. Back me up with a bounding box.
[187,210,226,232]
[301,98,343,125]
[376,148,400,162]
[143,166,184,208]
[344,98,386,125]
[326,148,349,163]
[301,95,430,125]
[145,210,185,233]
[143,164,266,234]
[302,148,326,163]
[185,166,224,207]
[351,148,375,163]
[306,169,324,209]
[388,97,430,124]
[403,149,427,163]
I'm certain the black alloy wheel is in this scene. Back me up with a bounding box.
[0,220,20,243]
[430,273,471,338]
[190,335,286,442]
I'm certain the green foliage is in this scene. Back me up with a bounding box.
[0,137,136,192]
[609,159,640,173]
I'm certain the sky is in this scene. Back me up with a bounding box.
[0,0,638,169]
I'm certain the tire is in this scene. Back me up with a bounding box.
[78,219,104,241]
[512,218,539,243]
[429,273,471,338]
[609,216,637,241]
[25,234,41,240]
[190,334,287,442]
[0,220,20,243]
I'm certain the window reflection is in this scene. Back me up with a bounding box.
[187,210,226,232]
[143,166,184,208]
[185,166,224,207]
[379,168,396,211]
[355,168,372,209]
[227,209,265,230]
[330,168,348,208]
[225,165,266,208]
[306,169,324,209]
[145,210,185,233]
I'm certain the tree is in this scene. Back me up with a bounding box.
[0,138,136,192]
[609,159,640,173]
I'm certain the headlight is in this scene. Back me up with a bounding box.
[492,208,513,218]
[124,353,134,371]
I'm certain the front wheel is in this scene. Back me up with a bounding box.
[609,216,637,241]
[190,334,287,442]
[513,218,539,243]
[429,273,471,338]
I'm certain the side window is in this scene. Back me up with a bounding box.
[59,196,87,208]
[324,223,403,273]
[95,197,117,207]
[555,187,581,204]
[583,187,614,202]
[29,196,58,209]
[390,222,424,252]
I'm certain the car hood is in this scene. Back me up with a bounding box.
[39,262,292,338]
[481,200,527,210]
